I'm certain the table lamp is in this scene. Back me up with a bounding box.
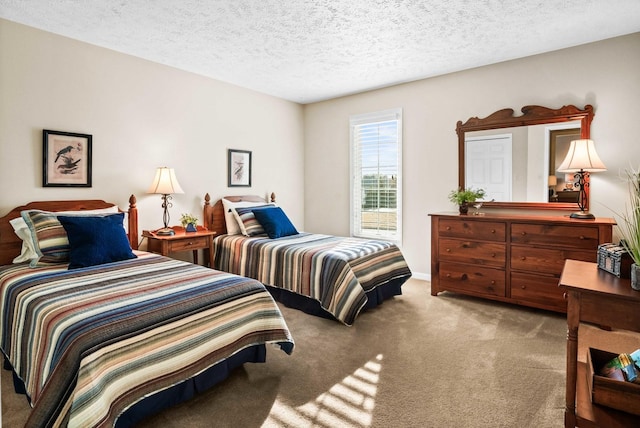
[147,167,184,235]
[557,139,606,219]
[548,175,557,198]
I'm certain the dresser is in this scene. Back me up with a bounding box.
[429,213,615,312]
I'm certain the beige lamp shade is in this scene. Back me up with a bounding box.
[147,167,184,194]
[556,140,605,219]
[556,139,607,173]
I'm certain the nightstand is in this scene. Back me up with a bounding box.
[143,227,216,267]
[560,259,640,427]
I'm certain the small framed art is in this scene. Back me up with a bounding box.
[43,129,92,187]
[228,149,252,187]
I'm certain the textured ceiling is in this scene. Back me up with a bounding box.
[2,1,640,104]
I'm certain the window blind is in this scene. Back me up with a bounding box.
[350,108,402,244]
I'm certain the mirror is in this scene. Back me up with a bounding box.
[457,104,594,210]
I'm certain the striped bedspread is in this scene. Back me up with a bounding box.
[213,233,412,325]
[0,252,294,428]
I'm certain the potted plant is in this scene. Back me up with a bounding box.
[448,187,486,215]
[611,167,640,290]
[180,213,199,232]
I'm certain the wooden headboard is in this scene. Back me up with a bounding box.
[203,193,276,236]
[0,195,139,266]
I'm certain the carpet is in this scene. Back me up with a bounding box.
[3,278,639,427]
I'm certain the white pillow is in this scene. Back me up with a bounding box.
[9,205,119,263]
[10,217,38,263]
[222,199,273,235]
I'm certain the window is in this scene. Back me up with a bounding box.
[350,108,402,244]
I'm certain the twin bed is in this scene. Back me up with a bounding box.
[203,194,412,326]
[1,193,411,427]
[0,196,294,427]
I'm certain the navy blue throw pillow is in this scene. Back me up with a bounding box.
[252,206,298,239]
[57,213,137,269]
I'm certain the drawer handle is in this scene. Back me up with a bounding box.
[187,241,194,246]
[446,226,451,230]
[521,256,526,260]
[521,285,526,289]
[521,232,526,236]
[491,229,496,233]
[446,248,451,252]
[461,273,468,281]
[446,273,451,278]
[491,253,496,258]
[491,280,496,285]
[579,235,585,240]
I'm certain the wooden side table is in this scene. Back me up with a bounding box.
[559,259,640,427]
[143,228,215,267]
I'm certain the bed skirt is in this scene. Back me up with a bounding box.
[265,275,408,322]
[4,344,267,427]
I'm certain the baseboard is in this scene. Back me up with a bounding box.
[410,272,430,282]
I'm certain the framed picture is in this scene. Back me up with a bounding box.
[228,149,252,187]
[43,129,92,187]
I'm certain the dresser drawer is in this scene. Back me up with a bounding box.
[439,262,506,297]
[439,238,506,267]
[511,223,599,249]
[168,235,210,252]
[439,218,506,242]
[510,272,566,311]
[511,246,596,275]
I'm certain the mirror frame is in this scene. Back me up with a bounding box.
[457,104,594,211]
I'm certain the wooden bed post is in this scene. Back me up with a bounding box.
[128,195,139,250]
[203,193,213,232]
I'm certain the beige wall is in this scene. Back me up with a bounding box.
[0,19,305,237]
[2,18,638,278]
[304,33,640,278]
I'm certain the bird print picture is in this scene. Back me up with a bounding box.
[227,149,252,187]
[43,129,92,187]
[55,143,82,174]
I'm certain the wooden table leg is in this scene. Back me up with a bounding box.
[206,236,214,268]
[565,290,580,428]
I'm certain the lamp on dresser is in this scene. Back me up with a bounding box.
[548,175,558,198]
[557,139,607,219]
[147,167,184,235]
